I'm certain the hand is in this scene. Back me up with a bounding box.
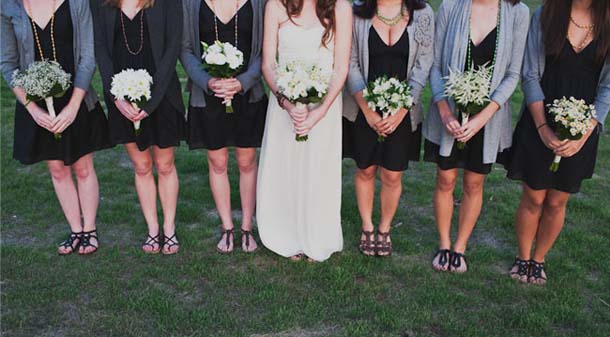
[208,78,225,95]
[114,99,139,122]
[26,103,54,132]
[553,137,587,158]
[50,102,79,134]
[363,109,382,132]
[537,125,563,151]
[295,106,325,136]
[285,102,308,124]
[455,113,488,143]
[376,109,408,136]
[132,109,149,122]
[440,109,461,138]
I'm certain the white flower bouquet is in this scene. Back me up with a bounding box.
[110,68,153,136]
[363,76,414,142]
[11,60,72,139]
[201,41,244,113]
[276,60,331,142]
[444,63,493,149]
[546,96,596,172]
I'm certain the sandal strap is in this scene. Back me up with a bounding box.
[163,234,179,248]
[510,257,530,276]
[376,231,393,254]
[60,231,82,250]
[220,228,234,248]
[434,249,451,267]
[450,252,466,269]
[359,230,375,250]
[80,230,98,249]
[241,229,253,248]
[142,234,161,248]
[529,260,547,280]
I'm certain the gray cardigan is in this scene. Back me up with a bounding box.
[344,4,434,131]
[423,0,530,164]
[180,0,266,108]
[1,0,99,110]
[522,6,610,125]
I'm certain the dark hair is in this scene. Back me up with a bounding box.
[281,0,336,47]
[541,0,610,64]
[353,0,426,22]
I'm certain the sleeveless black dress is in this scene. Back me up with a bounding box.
[424,27,508,175]
[107,9,186,151]
[507,39,603,194]
[187,0,267,150]
[343,26,421,172]
[13,1,111,165]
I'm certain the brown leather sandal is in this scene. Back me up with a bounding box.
[241,229,257,253]
[359,230,376,256]
[216,228,234,254]
[376,231,392,257]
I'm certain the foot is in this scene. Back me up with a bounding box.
[240,228,258,253]
[78,230,98,255]
[528,260,547,285]
[289,253,304,262]
[359,230,376,256]
[376,231,392,257]
[216,228,234,254]
[162,233,180,255]
[449,251,468,273]
[58,231,81,255]
[142,233,161,254]
[510,257,530,283]
[432,249,451,271]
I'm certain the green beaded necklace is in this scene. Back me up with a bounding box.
[466,0,502,71]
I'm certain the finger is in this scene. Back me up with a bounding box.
[134,111,148,121]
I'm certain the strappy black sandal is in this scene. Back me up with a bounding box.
[510,257,530,282]
[79,230,98,255]
[449,251,468,273]
[216,228,234,254]
[241,229,257,253]
[376,231,393,257]
[142,234,161,254]
[58,231,82,255]
[528,260,547,285]
[162,234,180,255]
[359,230,376,256]
[432,249,451,271]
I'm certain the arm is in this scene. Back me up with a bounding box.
[234,0,264,94]
[593,56,610,125]
[179,0,212,94]
[90,0,114,95]
[346,19,366,96]
[521,7,545,106]
[407,6,434,107]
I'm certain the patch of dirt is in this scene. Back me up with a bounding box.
[250,325,343,337]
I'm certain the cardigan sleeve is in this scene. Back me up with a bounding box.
[594,57,610,125]
[490,4,530,106]
[346,18,366,96]
[90,0,114,94]
[179,0,212,94]
[429,0,451,103]
[235,0,263,94]
[73,0,96,91]
[521,7,545,106]
[0,10,20,87]
[408,5,434,106]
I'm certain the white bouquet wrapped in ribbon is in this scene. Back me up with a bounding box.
[276,60,331,142]
[11,60,72,139]
[201,41,244,113]
[444,63,493,149]
[110,68,153,135]
[547,96,597,172]
[363,75,414,142]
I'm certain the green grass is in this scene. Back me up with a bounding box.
[2,1,610,336]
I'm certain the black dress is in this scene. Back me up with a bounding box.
[107,10,186,151]
[187,0,267,150]
[343,27,422,172]
[507,39,602,194]
[13,1,110,165]
[424,27,507,175]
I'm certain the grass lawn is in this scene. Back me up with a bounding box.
[2,1,610,336]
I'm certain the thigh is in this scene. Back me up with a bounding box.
[152,146,176,166]
[124,143,153,168]
[235,147,257,165]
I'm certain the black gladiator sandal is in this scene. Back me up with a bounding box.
[449,251,468,273]
[432,249,451,271]
[376,231,393,257]
[58,231,82,255]
[359,230,376,256]
[528,260,547,285]
[79,230,98,255]
[510,257,530,283]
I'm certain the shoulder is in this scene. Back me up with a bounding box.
[335,0,352,16]
[438,0,460,13]
[531,5,542,22]
[1,0,21,18]
[159,0,182,10]
[413,4,434,26]
[509,2,530,17]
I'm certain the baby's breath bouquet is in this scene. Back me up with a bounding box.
[110,68,153,136]
[276,60,331,142]
[546,96,596,172]
[363,76,414,142]
[201,41,244,113]
[444,63,493,149]
[11,60,72,139]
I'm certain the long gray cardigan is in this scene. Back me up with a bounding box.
[522,6,610,126]
[180,0,266,108]
[344,4,435,132]
[423,0,530,164]
[1,0,99,110]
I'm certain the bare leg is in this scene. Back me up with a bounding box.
[48,160,82,254]
[432,168,458,270]
[207,148,234,253]
[377,168,402,256]
[71,154,100,254]
[355,166,377,255]
[236,147,258,252]
[153,146,179,254]
[453,170,486,253]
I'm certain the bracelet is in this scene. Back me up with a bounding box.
[536,123,547,130]
[274,92,287,108]
[23,100,31,108]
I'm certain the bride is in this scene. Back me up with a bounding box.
[257,0,352,262]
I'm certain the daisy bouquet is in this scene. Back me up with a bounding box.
[276,60,331,142]
[110,68,153,136]
[363,76,414,142]
[444,63,493,149]
[547,96,596,172]
[201,41,244,113]
[11,60,72,139]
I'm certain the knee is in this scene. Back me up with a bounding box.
[237,157,257,175]
[48,165,71,182]
[522,192,545,212]
[436,174,457,193]
[72,162,94,180]
[463,180,484,196]
[356,167,377,182]
[543,196,568,215]
[208,156,228,175]
[133,160,153,177]
[381,171,402,189]
[155,159,175,177]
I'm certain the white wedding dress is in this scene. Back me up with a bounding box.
[256,23,343,261]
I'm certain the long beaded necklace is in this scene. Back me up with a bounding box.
[211,0,240,47]
[26,0,58,62]
[466,0,501,71]
[568,16,594,52]
[120,8,145,55]
[376,4,407,27]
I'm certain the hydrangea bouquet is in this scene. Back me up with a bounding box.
[276,60,331,142]
[444,63,493,149]
[363,76,414,142]
[110,68,153,136]
[11,60,72,139]
[547,96,597,172]
[201,41,244,113]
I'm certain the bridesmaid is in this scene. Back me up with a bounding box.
[507,0,610,285]
[91,0,186,254]
[181,0,267,254]
[1,0,111,255]
[423,0,529,272]
[343,0,434,257]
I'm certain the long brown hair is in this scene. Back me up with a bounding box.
[281,0,336,47]
[104,0,155,8]
[541,0,610,64]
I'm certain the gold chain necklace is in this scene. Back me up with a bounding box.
[568,27,594,52]
[26,0,58,62]
[120,8,145,55]
[376,4,407,27]
[211,0,239,47]
[570,16,594,30]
